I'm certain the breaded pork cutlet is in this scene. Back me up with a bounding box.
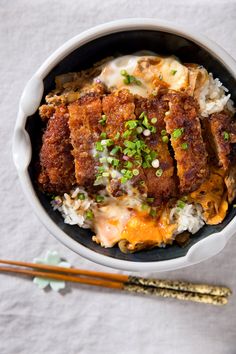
[135,95,177,204]
[68,87,104,187]
[102,89,136,141]
[38,105,75,193]
[164,93,209,193]
[206,110,236,203]
[206,111,234,170]
[102,89,148,194]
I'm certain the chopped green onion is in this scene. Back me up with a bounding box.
[123,77,130,85]
[139,180,145,186]
[120,70,142,86]
[122,130,132,138]
[142,115,149,128]
[123,148,136,157]
[100,132,107,139]
[124,140,136,149]
[162,136,169,143]
[161,129,167,136]
[142,161,148,169]
[121,176,128,184]
[141,203,149,211]
[155,168,163,177]
[136,126,143,134]
[149,126,157,133]
[171,69,177,75]
[85,210,94,220]
[177,200,186,209]
[107,157,113,164]
[111,146,121,155]
[124,161,133,169]
[120,69,127,76]
[150,151,157,160]
[147,197,154,203]
[99,157,107,164]
[114,132,120,140]
[102,172,109,177]
[95,141,104,152]
[101,139,114,147]
[172,128,184,139]
[96,195,105,203]
[223,131,230,141]
[181,142,189,150]
[93,176,103,186]
[125,170,133,179]
[151,117,157,124]
[149,209,157,217]
[97,166,105,173]
[125,120,138,129]
[139,112,146,119]
[112,158,119,167]
[77,193,85,200]
[99,114,107,126]
[132,169,139,176]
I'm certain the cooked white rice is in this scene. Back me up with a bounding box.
[199,73,233,117]
[51,187,93,228]
[170,203,205,235]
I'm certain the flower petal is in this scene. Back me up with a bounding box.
[58,261,71,268]
[50,280,66,292]
[33,277,49,289]
[45,251,61,265]
[33,258,46,264]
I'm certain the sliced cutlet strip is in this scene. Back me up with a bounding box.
[102,89,136,141]
[206,110,236,203]
[206,111,234,170]
[164,93,208,193]
[68,92,103,186]
[38,105,75,194]
[135,95,177,204]
[102,89,146,195]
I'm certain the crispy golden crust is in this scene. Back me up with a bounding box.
[135,95,177,204]
[207,111,233,170]
[164,93,209,193]
[102,89,136,140]
[39,104,55,122]
[38,105,75,193]
[68,93,103,186]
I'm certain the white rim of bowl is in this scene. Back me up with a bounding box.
[13,18,236,272]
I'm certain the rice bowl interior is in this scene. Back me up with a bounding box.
[24,29,236,262]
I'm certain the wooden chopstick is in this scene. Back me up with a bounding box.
[0,259,127,282]
[0,266,228,305]
[0,259,231,297]
[0,266,123,289]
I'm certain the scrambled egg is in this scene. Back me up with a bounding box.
[120,210,177,248]
[190,168,228,225]
[97,54,189,97]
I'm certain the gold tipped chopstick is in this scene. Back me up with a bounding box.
[0,259,231,305]
[128,276,232,297]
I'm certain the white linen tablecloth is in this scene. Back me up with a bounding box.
[0,0,236,353]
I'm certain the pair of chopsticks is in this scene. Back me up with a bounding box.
[0,259,232,305]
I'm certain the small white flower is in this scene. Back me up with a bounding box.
[33,251,71,292]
